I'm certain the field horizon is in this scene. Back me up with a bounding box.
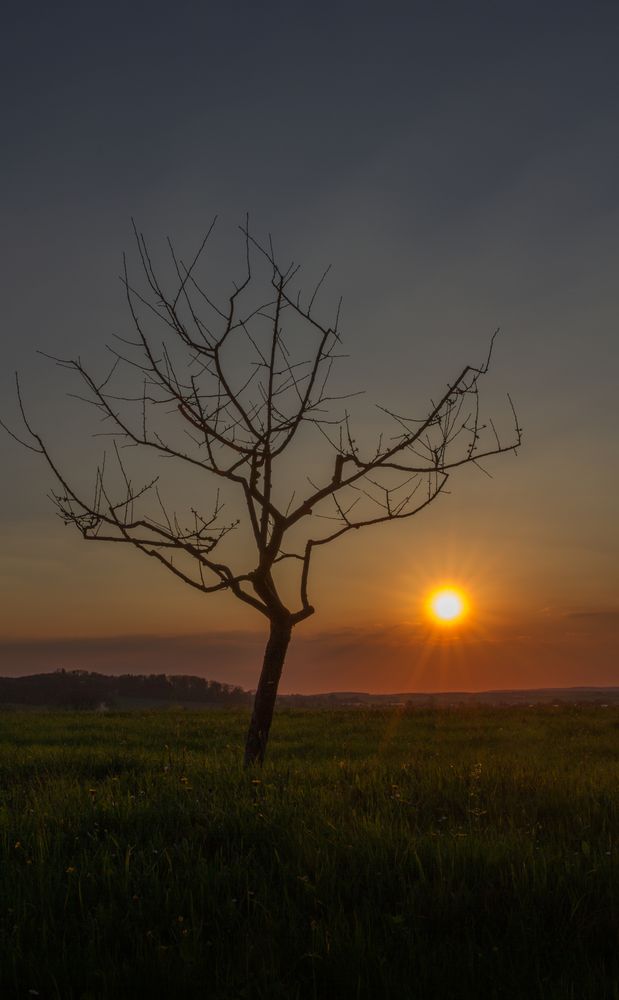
[1,667,618,710]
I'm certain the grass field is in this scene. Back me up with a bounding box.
[1,705,617,999]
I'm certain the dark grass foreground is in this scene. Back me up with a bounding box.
[1,706,617,999]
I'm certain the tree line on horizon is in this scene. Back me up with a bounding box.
[1,671,617,712]
[0,669,251,710]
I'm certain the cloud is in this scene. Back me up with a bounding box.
[1,614,618,694]
[566,611,619,623]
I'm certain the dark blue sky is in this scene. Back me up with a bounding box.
[4,3,618,238]
[1,1,618,688]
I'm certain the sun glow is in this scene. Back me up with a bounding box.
[428,588,467,624]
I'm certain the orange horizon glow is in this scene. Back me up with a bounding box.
[1,518,618,694]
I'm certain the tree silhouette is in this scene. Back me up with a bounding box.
[2,221,521,764]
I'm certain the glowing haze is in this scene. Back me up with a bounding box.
[1,3,618,692]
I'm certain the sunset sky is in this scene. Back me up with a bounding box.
[1,2,618,692]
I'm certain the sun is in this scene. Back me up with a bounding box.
[428,587,467,624]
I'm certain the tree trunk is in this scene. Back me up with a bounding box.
[244,616,292,767]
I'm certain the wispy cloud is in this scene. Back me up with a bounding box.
[566,611,619,623]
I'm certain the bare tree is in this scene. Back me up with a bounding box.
[2,221,521,765]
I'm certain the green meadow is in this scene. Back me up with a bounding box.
[0,706,617,999]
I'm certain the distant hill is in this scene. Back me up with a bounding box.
[0,670,618,710]
[0,669,251,709]
[280,687,619,707]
